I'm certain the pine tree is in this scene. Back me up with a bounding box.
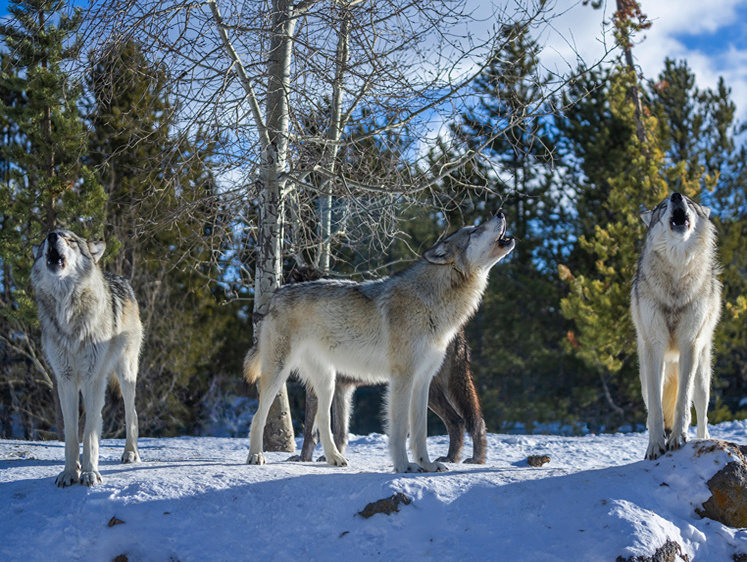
[646,58,747,421]
[87,38,242,436]
[559,62,711,429]
[417,24,588,432]
[0,0,105,438]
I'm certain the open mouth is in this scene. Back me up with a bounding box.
[495,218,513,248]
[46,246,65,270]
[670,208,690,231]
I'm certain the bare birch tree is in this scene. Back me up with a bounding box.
[79,0,608,450]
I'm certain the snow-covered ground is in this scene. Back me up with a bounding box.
[2,422,747,561]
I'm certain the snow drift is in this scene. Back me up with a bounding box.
[2,421,747,561]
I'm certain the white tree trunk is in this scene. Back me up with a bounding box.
[211,0,301,452]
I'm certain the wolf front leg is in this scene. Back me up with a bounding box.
[80,375,107,486]
[668,344,697,452]
[641,344,667,460]
[388,376,421,473]
[409,372,447,473]
[55,375,81,487]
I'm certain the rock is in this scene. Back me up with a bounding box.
[616,539,690,562]
[697,461,747,527]
[356,492,412,519]
[527,455,550,467]
[694,440,747,528]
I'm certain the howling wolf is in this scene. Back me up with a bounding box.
[244,213,514,473]
[631,192,721,460]
[31,229,142,486]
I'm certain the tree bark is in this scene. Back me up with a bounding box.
[615,0,647,146]
[210,0,297,452]
[253,0,299,452]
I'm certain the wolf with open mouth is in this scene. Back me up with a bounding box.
[31,229,143,486]
[244,213,514,473]
[631,192,721,460]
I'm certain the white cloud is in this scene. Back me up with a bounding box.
[533,0,747,121]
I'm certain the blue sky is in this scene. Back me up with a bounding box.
[673,3,747,55]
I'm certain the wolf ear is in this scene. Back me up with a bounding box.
[640,208,653,227]
[423,240,454,265]
[88,241,106,264]
[32,243,42,260]
[700,204,711,219]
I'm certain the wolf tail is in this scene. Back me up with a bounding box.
[243,346,261,384]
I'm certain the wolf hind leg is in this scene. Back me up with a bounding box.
[662,361,678,436]
[693,343,712,440]
[56,375,81,487]
[115,354,140,464]
[247,363,290,465]
[428,386,465,463]
[332,379,356,455]
[288,381,318,462]
[308,366,348,467]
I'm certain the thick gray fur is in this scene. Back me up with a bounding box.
[244,213,513,473]
[631,193,721,460]
[31,228,142,487]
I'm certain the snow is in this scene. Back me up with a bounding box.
[2,423,747,561]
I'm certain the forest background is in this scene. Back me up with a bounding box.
[1,0,746,445]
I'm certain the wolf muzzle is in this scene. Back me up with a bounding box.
[669,192,690,233]
[494,211,514,248]
[45,232,65,270]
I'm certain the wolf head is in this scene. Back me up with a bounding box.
[422,212,515,275]
[640,192,713,261]
[31,229,106,286]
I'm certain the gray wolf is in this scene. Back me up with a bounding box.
[31,229,142,486]
[631,192,721,460]
[291,328,487,465]
[244,213,514,472]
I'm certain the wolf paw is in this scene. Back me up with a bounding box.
[325,453,348,467]
[121,450,140,464]
[55,468,80,488]
[421,461,448,473]
[667,433,687,452]
[247,452,266,465]
[463,457,486,465]
[645,438,667,460]
[286,454,303,462]
[80,470,103,487]
[435,455,457,463]
[398,462,425,473]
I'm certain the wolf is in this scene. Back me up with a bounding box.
[244,213,514,472]
[31,229,142,486]
[631,192,721,460]
[291,328,487,465]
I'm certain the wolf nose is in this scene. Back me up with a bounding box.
[671,192,682,203]
[47,232,58,244]
[497,211,505,220]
